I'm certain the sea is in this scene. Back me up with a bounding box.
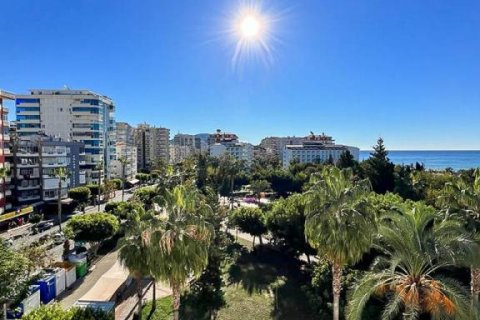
[360,151,480,171]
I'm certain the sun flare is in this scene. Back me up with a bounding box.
[239,14,261,40]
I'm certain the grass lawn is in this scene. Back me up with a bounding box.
[141,296,173,320]
[141,243,317,320]
[216,284,273,320]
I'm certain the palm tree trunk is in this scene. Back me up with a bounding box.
[252,236,255,246]
[332,262,342,320]
[57,179,62,232]
[97,169,102,211]
[3,303,7,320]
[137,278,143,320]
[258,234,263,245]
[152,280,157,311]
[172,282,181,320]
[471,267,480,306]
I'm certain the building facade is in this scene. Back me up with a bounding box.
[134,124,169,170]
[0,91,13,215]
[11,135,86,205]
[111,122,137,180]
[282,140,360,169]
[15,89,116,183]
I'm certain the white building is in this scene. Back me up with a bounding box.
[111,122,137,180]
[15,89,116,183]
[210,142,254,165]
[282,140,359,169]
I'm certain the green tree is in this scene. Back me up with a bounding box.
[133,186,157,210]
[148,185,213,320]
[68,186,91,212]
[305,167,374,320]
[229,207,267,245]
[119,208,155,320]
[0,241,29,320]
[346,203,476,320]
[249,179,272,200]
[65,213,119,253]
[264,193,315,261]
[439,168,480,305]
[337,150,357,169]
[362,137,395,194]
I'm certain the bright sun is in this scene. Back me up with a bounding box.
[240,15,261,39]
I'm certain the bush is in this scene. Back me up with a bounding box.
[29,212,43,224]
[22,303,113,320]
[65,213,120,242]
[110,178,123,190]
[104,201,121,214]
[68,186,91,207]
[86,184,103,199]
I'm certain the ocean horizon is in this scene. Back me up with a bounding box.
[360,150,480,171]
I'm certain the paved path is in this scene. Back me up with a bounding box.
[57,249,120,308]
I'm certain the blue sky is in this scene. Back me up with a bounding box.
[1,0,479,150]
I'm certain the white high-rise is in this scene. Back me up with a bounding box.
[15,89,116,183]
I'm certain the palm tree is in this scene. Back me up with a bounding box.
[304,167,374,320]
[118,156,129,202]
[148,185,213,320]
[54,167,68,232]
[439,168,480,305]
[347,203,476,320]
[118,207,155,320]
[95,161,103,211]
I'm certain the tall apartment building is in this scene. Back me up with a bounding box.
[0,90,13,215]
[111,122,137,180]
[169,133,207,163]
[15,89,116,183]
[134,124,169,170]
[11,135,85,206]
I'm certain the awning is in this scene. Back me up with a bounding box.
[0,206,34,223]
[127,179,140,185]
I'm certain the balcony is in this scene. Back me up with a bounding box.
[42,162,67,168]
[18,195,41,202]
[17,162,39,168]
[5,189,11,196]
[17,184,41,191]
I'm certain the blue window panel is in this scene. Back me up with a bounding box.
[16,98,40,104]
[80,99,99,105]
[17,115,40,120]
[72,107,100,114]
[17,107,40,112]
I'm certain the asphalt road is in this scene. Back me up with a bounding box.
[1,189,135,250]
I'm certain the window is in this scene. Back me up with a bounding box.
[16,107,40,112]
[72,107,100,114]
[17,115,40,120]
[16,98,40,104]
[81,99,99,105]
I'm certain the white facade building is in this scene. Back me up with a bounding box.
[112,122,137,180]
[15,89,116,183]
[282,141,360,169]
[210,142,254,165]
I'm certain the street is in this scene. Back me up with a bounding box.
[1,189,135,252]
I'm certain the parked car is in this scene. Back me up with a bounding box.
[32,220,54,234]
[52,232,65,245]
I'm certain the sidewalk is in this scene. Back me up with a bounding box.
[57,249,120,308]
